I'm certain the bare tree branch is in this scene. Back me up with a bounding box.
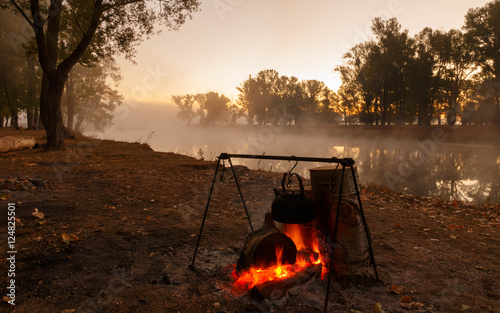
[75,18,85,35]
[58,0,104,75]
[8,0,36,30]
[102,0,144,11]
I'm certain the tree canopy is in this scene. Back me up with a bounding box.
[2,0,201,148]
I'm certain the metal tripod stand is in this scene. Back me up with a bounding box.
[190,153,379,312]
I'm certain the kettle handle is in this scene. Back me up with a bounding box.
[281,172,305,195]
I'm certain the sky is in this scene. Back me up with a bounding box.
[116,0,492,106]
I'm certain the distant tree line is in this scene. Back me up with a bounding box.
[336,10,499,126]
[172,92,244,125]
[174,70,341,125]
[175,1,500,126]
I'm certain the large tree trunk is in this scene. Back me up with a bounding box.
[74,109,85,133]
[26,58,37,130]
[2,72,19,130]
[65,73,75,131]
[40,72,66,149]
[9,111,19,129]
[31,0,102,149]
[381,88,388,126]
[34,104,41,129]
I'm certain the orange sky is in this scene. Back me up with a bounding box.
[116,0,491,106]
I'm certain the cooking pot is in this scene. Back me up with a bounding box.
[272,173,315,224]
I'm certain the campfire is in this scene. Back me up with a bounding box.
[191,153,378,310]
[229,168,378,301]
[232,215,326,293]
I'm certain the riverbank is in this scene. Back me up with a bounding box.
[0,129,499,312]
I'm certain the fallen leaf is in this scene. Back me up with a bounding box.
[62,233,79,245]
[32,208,44,219]
[391,284,404,295]
[3,296,12,303]
[401,295,412,303]
[0,192,11,200]
[39,220,48,225]
[374,303,386,313]
[400,302,425,310]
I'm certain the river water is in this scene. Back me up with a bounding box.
[97,122,500,205]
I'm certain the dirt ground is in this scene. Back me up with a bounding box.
[0,128,499,313]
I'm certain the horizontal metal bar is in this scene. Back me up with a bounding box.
[218,153,355,166]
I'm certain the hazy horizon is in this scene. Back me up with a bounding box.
[90,103,500,204]
[115,0,493,106]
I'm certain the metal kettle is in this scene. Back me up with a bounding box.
[272,173,315,224]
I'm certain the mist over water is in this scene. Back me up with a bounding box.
[93,104,500,204]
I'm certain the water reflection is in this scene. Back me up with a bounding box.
[102,125,500,204]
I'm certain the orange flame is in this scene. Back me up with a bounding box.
[233,223,328,289]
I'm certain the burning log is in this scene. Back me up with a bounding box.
[310,166,376,284]
[0,136,36,154]
[250,263,322,301]
[236,213,297,272]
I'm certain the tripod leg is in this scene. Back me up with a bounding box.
[228,157,254,231]
[191,158,221,268]
[324,165,346,313]
[350,166,379,281]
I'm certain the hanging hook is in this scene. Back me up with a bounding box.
[286,157,299,188]
[288,156,298,175]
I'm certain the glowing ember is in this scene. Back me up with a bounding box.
[274,246,286,277]
[233,223,327,289]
